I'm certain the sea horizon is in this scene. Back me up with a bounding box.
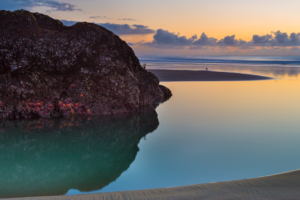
[140,55,300,78]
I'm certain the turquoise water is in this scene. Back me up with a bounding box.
[0,111,158,198]
[2,60,300,198]
[97,79,300,194]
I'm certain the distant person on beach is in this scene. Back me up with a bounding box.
[206,68,208,70]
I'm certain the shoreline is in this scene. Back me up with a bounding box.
[10,169,300,200]
[148,69,272,82]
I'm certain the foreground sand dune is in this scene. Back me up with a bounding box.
[10,169,300,200]
[149,69,271,81]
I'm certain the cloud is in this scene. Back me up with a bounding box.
[252,34,273,45]
[98,23,155,35]
[89,16,106,19]
[61,20,156,35]
[217,35,238,45]
[217,35,247,46]
[43,0,81,12]
[289,33,300,44]
[132,25,147,29]
[0,0,33,11]
[193,33,217,46]
[146,29,196,47]
[0,0,81,12]
[119,18,138,21]
[249,31,300,46]
[146,30,247,48]
[144,29,300,49]
[274,31,289,45]
[273,31,300,46]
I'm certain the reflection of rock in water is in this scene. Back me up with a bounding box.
[0,110,159,198]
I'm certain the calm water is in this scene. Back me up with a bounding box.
[141,56,300,78]
[2,56,300,198]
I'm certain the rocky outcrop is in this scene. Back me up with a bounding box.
[0,10,172,120]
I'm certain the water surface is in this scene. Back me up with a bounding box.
[97,79,300,193]
[2,58,300,198]
[0,111,158,198]
[141,56,300,78]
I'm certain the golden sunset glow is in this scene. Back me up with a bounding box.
[3,0,300,55]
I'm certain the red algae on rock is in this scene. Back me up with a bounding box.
[0,10,172,120]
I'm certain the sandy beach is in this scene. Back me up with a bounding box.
[148,69,272,81]
[9,169,300,200]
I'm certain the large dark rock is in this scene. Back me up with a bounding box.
[0,10,172,120]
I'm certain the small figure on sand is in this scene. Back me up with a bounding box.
[206,68,208,71]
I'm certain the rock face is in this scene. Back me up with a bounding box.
[0,10,172,120]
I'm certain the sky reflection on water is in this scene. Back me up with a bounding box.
[0,111,158,198]
[2,66,300,197]
[98,79,300,193]
[141,56,300,78]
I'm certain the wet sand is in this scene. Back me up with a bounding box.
[148,69,272,81]
[10,169,300,200]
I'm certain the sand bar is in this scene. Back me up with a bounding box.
[9,169,300,200]
[148,69,272,81]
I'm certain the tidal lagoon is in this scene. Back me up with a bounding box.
[3,57,300,198]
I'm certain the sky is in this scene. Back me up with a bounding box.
[2,0,300,56]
